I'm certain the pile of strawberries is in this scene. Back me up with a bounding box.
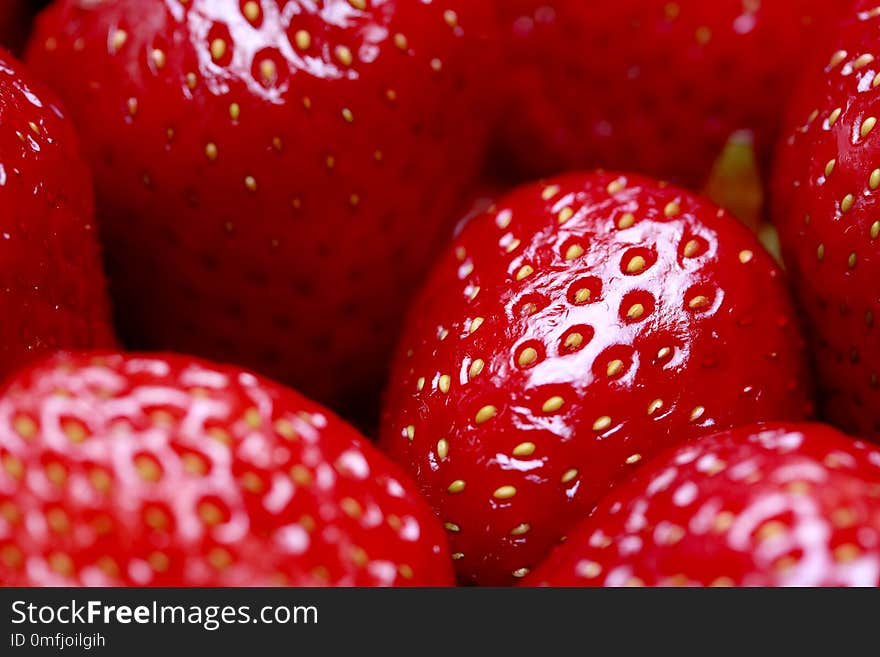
[2,0,880,588]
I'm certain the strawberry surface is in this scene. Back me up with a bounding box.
[0,48,115,379]
[0,1,32,54]
[492,0,840,188]
[0,350,453,586]
[525,423,880,587]
[773,1,880,440]
[380,171,813,585]
[26,0,495,419]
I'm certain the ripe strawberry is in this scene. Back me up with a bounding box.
[773,1,880,439]
[25,0,495,418]
[492,1,839,188]
[0,48,115,378]
[525,423,880,587]
[379,171,813,585]
[0,350,454,586]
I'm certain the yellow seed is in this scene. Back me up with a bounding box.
[817,243,825,260]
[335,45,353,66]
[151,48,166,69]
[606,359,625,377]
[561,468,578,483]
[828,107,841,126]
[558,207,574,224]
[243,1,261,21]
[510,523,531,536]
[260,59,276,83]
[438,374,451,393]
[210,38,227,61]
[593,416,612,432]
[470,317,484,333]
[871,169,880,190]
[294,30,311,50]
[443,9,458,27]
[245,175,257,192]
[444,522,460,533]
[542,185,560,200]
[625,454,642,465]
[564,332,584,350]
[690,406,706,422]
[626,255,647,273]
[518,348,538,367]
[447,480,466,494]
[512,567,530,578]
[112,29,127,50]
[683,239,701,258]
[475,405,497,424]
[849,252,858,268]
[205,142,218,161]
[663,201,680,217]
[565,243,584,260]
[825,159,836,176]
[229,103,240,120]
[13,415,36,438]
[512,442,536,457]
[493,485,517,500]
[516,264,534,281]
[688,295,710,310]
[828,49,848,69]
[862,117,877,139]
[405,425,415,441]
[437,439,449,460]
[739,250,754,264]
[542,396,564,413]
[647,398,664,415]
[841,194,855,213]
[468,359,485,379]
[607,178,626,194]
[342,108,354,123]
[617,213,635,229]
[627,303,645,321]
[871,221,880,239]
[394,33,408,50]
[573,287,591,304]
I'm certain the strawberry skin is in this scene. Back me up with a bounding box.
[525,423,880,587]
[0,1,32,54]
[492,1,839,187]
[0,350,454,586]
[379,171,813,585]
[0,48,115,378]
[773,1,880,440]
[25,0,494,417]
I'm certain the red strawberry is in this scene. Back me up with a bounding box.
[773,1,880,439]
[0,350,453,586]
[0,48,115,378]
[379,171,813,585]
[525,423,880,587]
[25,0,495,419]
[492,1,839,188]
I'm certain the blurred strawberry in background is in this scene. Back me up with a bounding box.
[0,47,115,379]
[25,0,497,424]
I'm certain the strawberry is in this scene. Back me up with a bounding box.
[773,1,880,440]
[525,422,880,587]
[491,0,839,188]
[379,171,813,585]
[0,350,454,586]
[25,0,495,419]
[0,48,115,379]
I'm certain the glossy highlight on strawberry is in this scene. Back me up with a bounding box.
[380,171,813,585]
[0,47,115,378]
[773,1,880,440]
[25,0,495,419]
[0,351,454,586]
[525,423,880,587]
[492,0,839,187]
